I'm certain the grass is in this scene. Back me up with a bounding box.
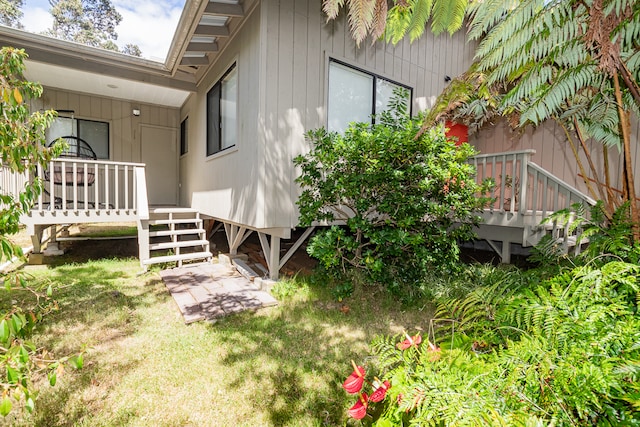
[0,249,432,426]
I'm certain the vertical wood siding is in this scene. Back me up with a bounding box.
[260,0,475,229]
[31,87,179,164]
[180,8,263,226]
[472,117,640,204]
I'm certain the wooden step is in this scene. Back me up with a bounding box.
[149,228,206,238]
[150,240,210,251]
[142,251,212,266]
[150,207,199,214]
[149,218,202,226]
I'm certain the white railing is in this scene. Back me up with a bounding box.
[0,165,29,208]
[31,158,146,213]
[469,149,596,221]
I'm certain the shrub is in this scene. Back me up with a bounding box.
[347,260,640,426]
[295,95,492,298]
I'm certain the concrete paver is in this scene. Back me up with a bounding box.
[159,262,278,323]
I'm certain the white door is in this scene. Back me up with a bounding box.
[141,125,178,205]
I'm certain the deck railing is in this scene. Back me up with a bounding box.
[22,158,147,214]
[470,149,596,221]
[0,165,29,210]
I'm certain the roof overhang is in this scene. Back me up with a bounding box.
[0,0,256,107]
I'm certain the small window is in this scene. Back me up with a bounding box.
[207,63,238,156]
[327,60,412,133]
[47,117,110,159]
[180,117,188,155]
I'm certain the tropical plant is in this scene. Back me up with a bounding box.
[430,0,640,234]
[359,260,640,426]
[321,0,469,46]
[0,47,81,416]
[295,94,493,299]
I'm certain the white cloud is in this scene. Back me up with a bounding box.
[21,0,185,62]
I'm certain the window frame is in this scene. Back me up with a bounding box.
[180,117,188,156]
[206,62,238,157]
[47,116,111,160]
[327,58,413,132]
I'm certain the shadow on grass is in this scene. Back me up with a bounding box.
[1,257,168,426]
[211,282,427,426]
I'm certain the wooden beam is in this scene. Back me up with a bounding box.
[180,56,209,66]
[186,42,219,52]
[194,25,230,37]
[204,2,244,17]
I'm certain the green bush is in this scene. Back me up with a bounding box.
[345,259,640,426]
[295,95,492,298]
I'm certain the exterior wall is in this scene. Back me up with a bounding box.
[471,116,640,203]
[30,87,180,164]
[179,7,262,225]
[259,0,475,229]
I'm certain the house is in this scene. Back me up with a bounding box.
[0,0,636,276]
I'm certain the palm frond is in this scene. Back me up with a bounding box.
[322,0,345,21]
[346,0,376,46]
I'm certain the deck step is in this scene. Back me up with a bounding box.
[149,218,202,226]
[150,240,210,251]
[142,251,213,266]
[149,228,206,238]
[150,207,199,214]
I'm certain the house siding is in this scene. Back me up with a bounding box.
[471,116,640,203]
[260,0,475,229]
[30,87,180,164]
[180,7,263,225]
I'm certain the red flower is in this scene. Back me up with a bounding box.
[426,341,441,362]
[397,333,422,350]
[348,393,369,419]
[343,362,365,394]
[370,380,391,402]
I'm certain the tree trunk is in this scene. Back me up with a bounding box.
[613,70,640,241]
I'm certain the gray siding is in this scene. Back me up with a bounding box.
[260,0,475,229]
[180,8,263,225]
[472,117,640,202]
[31,87,179,164]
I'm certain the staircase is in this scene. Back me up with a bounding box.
[138,207,212,270]
[469,150,596,263]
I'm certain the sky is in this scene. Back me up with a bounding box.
[21,0,186,62]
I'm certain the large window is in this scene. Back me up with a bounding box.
[46,116,110,159]
[327,60,412,133]
[180,117,188,155]
[207,63,238,156]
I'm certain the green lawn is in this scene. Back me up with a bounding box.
[1,253,431,426]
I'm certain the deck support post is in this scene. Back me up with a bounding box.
[257,232,281,281]
[268,236,280,280]
[138,219,150,271]
[43,225,64,256]
[30,225,45,254]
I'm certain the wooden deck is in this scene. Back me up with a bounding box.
[159,262,278,323]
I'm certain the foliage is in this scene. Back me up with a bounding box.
[295,96,492,299]
[0,47,80,416]
[44,0,141,55]
[532,201,640,265]
[321,0,469,46]
[121,43,142,57]
[0,0,23,29]
[358,259,640,426]
[433,0,640,230]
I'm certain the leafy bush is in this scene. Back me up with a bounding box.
[346,259,640,426]
[0,47,80,416]
[295,95,492,298]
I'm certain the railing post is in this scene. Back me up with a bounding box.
[519,151,530,214]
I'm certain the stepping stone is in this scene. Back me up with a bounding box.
[159,262,278,323]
